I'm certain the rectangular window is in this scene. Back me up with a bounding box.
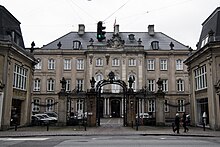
[112,58,120,66]
[47,79,55,91]
[148,100,155,112]
[147,79,155,92]
[77,59,84,70]
[177,79,184,92]
[147,59,155,70]
[48,59,55,70]
[66,79,71,91]
[76,79,84,91]
[160,59,168,71]
[178,99,185,112]
[77,100,84,115]
[164,100,169,112]
[46,99,54,112]
[33,79,40,91]
[128,58,136,66]
[13,64,27,90]
[96,58,103,66]
[194,65,207,90]
[64,59,71,70]
[176,59,183,70]
[162,79,168,92]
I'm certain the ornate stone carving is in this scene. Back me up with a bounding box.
[107,34,124,49]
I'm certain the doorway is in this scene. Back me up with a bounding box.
[111,99,120,118]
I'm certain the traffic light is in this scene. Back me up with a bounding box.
[97,21,106,42]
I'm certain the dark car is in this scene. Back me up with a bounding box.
[31,115,49,126]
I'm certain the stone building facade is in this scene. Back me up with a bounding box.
[33,24,191,124]
[185,7,220,130]
[0,6,36,130]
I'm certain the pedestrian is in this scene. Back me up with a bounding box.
[183,113,189,132]
[173,113,180,134]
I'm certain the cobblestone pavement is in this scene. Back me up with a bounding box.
[0,118,220,137]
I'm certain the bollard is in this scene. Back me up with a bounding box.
[131,121,133,128]
[15,124,17,131]
[47,123,49,131]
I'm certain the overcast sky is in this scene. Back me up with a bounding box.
[1,0,220,48]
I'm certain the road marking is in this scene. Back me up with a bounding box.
[0,137,49,141]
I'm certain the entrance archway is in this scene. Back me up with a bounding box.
[95,71,131,126]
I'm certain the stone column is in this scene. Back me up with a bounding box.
[58,92,67,126]
[155,92,165,126]
[155,78,165,126]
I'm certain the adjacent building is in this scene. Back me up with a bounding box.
[185,7,220,130]
[33,23,191,123]
[0,5,36,130]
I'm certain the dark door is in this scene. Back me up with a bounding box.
[111,100,120,117]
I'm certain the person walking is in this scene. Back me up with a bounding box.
[173,113,180,134]
[183,113,189,132]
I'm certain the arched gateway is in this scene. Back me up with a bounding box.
[58,72,166,127]
[95,71,130,126]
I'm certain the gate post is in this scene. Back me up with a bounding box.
[87,90,97,127]
[127,89,135,127]
[87,77,97,127]
[155,78,165,126]
[58,91,67,126]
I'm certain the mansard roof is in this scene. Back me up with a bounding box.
[197,7,220,49]
[42,30,188,50]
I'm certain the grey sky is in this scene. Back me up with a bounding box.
[1,0,220,48]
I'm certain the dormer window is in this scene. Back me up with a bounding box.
[151,41,159,50]
[128,34,135,41]
[73,40,81,49]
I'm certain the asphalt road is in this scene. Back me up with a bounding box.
[0,135,220,147]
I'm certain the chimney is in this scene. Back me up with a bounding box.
[78,24,85,35]
[114,25,119,35]
[148,25,155,36]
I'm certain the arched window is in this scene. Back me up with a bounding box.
[46,98,55,112]
[47,78,55,91]
[33,78,40,91]
[177,79,184,92]
[128,74,136,91]
[32,98,40,112]
[151,41,159,50]
[112,75,120,93]
[73,40,81,49]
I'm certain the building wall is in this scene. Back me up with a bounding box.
[33,45,190,122]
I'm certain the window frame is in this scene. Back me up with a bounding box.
[48,58,55,70]
[77,59,84,70]
[147,59,155,71]
[160,59,168,71]
[47,78,55,92]
[128,58,136,66]
[96,58,103,66]
[64,59,71,70]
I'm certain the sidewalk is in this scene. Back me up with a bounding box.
[0,125,219,137]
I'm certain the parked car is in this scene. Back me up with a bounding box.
[31,115,49,126]
[44,111,58,118]
[34,114,57,124]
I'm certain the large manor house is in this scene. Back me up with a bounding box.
[0,5,220,130]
